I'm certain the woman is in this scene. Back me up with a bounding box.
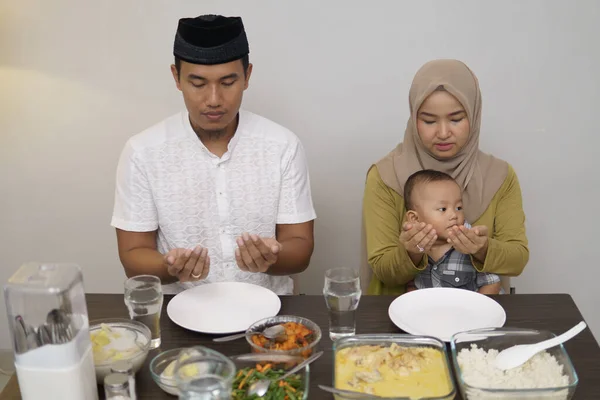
[363,59,528,295]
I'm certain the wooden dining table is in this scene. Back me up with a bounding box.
[1,293,600,399]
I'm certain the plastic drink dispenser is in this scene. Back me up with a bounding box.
[4,263,98,399]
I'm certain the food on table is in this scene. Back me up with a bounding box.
[160,349,206,380]
[232,364,305,400]
[90,323,146,364]
[457,344,569,389]
[251,322,315,357]
[335,343,452,397]
[160,358,198,380]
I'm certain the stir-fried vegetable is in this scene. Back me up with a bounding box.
[232,364,305,400]
[251,322,315,358]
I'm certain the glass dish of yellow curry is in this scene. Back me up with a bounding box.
[333,334,456,399]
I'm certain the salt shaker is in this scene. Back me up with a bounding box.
[111,360,136,400]
[104,373,132,399]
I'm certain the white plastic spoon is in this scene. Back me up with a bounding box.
[494,321,587,370]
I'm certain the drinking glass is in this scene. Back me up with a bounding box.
[323,268,361,341]
[124,275,163,349]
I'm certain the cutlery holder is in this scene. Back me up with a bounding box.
[4,262,98,400]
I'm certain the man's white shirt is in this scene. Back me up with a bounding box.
[111,110,316,294]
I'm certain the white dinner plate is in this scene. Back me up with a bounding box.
[166,282,281,334]
[388,287,506,342]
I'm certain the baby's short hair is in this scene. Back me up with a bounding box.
[404,169,456,211]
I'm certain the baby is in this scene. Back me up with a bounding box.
[404,170,501,295]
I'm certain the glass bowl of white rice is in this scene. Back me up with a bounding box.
[450,328,578,399]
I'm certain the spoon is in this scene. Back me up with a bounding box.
[318,385,385,399]
[37,324,53,345]
[46,309,73,344]
[494,321,587,370]
[16,315,39,349]
[231,354,303,364]
[213,324,286,343]
[14,316,29,353]
[247,351,324,397]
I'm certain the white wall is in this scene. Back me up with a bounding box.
[1,0,599,348]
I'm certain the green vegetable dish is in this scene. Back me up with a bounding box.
[232,364,305,400]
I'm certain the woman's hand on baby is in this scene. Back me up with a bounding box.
[400,222,437,257]
[447,225,489,262]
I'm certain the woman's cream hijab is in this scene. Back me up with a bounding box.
[376,59,508,223]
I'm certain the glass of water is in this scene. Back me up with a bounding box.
[174,346,236,400]
[124,275,163,349]
[323,268,361,341]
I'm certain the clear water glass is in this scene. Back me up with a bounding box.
[174,347,236,400]
[323,268,361,341]
[124,275,163,349]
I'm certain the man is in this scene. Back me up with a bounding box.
[111,14,316,295]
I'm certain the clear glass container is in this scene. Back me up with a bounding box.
[104,372,132,399]
[111,360,136,400]
[323,268,362,340]
[3,262,98,400]
[111,359,134,376]
[89,318,151,382]
[332,333,456,400]
[245,315,322,359]
[150,348,188,396]
[124,274,163,349]
[4,262,89,353]
[230,353,310,400]
[450,328,578,399]
[174,346,236,400]
[150,348,311,399]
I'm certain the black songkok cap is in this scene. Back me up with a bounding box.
[173,14,249,65]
